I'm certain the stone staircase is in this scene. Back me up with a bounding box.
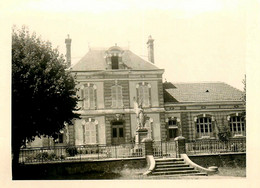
[150,158,208,177]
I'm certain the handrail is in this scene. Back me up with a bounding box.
[181,154,218,175]
[143,155,155,175]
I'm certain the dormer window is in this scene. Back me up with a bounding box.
[111,56,119,69]
[105,46,124,70]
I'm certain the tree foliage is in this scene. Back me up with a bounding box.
[12,26,79,152]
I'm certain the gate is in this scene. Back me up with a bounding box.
[152,141,178,158]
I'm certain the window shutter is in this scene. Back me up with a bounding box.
[144,86,149,107]
[111,86,117,108]
[84,87,89,109]
[89,87,94,109]
[84,122,97,144]
[118,86,123,107]
[81,89,84,109]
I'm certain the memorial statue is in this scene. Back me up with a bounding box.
[133,97,146,129]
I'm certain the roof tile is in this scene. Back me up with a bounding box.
[164,82,243,102]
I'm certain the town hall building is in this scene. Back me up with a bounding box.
[28,36,245,147]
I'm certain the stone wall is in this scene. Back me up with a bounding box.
[14,158,147,180]
[189,153,246,168]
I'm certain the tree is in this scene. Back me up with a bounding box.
[12,26,79,169]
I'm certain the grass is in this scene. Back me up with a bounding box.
[115,166,246,179]
[18,166,246,180]
[214,167,246,177]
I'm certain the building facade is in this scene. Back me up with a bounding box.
[28,36,245,147]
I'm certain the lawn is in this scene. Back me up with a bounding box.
[116,166,246,179]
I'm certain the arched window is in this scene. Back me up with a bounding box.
[196,116,213,138]
[82,118,98,144]
[80,83,97,110]
[136,82,151,107]
[111,85,123,108]
[229,116,245,137]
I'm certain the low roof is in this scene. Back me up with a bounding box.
[71,49,159,71]
[164,82,243,103]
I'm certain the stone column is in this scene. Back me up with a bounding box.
[174,136,186,157]
[142,138,153,155]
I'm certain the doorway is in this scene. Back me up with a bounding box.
[111,121,125,145]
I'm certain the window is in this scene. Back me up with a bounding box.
[80,84,97,110]
[55,133,64,144]
[111,85,123,108]
[168,119,177,126]
[196,117,212,138]
[111,56,119,69]
[137,82,151,107]
[168,119,178,139]
[229,116,245,136]
[83,120,97,144]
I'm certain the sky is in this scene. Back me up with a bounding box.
[2,0,248,90]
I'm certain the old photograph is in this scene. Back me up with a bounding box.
[2,0,259,186]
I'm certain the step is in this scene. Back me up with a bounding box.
[155,158,183,162]
[156,164,190,168]
[154,167,195,172]
[152,172,208,178]
[151,170,200,176]
[155,161,185,165]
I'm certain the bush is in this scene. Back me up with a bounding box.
[66,147,78,156]
[25,154,36,162]
[36,152,49,161]
[78,150,84,154]
[47,152,57,160]
[218,131,231,142]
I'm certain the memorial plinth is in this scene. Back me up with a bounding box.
[135,128,148,144]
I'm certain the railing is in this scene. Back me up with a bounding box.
[19,143,145,164]
[152,141,177,158]
[186,139,246,155]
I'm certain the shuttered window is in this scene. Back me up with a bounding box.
[137,82,151,107]
[83,120,98,144]
[111,85,123,108]
[80,84,96,110]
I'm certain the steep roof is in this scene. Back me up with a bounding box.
[164,82,243,103]
[71,49,159,71]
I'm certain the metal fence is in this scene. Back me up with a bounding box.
[152,141,177,158]
[19,143,145,164]
[186,139,246,155]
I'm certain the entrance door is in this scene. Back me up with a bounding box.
[112,121,125,145]
[169,128,177,141]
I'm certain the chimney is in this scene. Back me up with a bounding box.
[65,34,72,68]
[147,35,154,63]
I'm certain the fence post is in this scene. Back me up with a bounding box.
[142,138,154,156]
[161,140,163,156]
[174,136,186,158]
[165,142,167,157]
[115,145,117,158]
[98,145,99,159]
[41,148,43,164]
